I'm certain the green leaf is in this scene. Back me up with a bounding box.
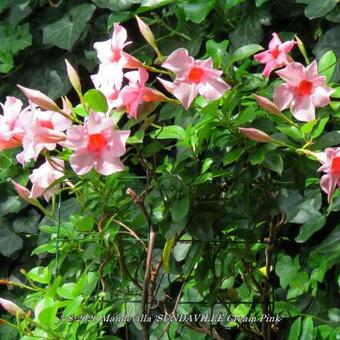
[295,213,326,243]
[183,0,216,24]
[142,141,163,157]
[34,297,58,327]
[0,23,32,55]
[232,44,264,62]
[304,0,337,19]
[171,194,190,222]
[187,213,213,241]
[43,4,96,51]
[162,236,175,273]
[311,116,329,138]
[314,131,340,149]
[288,317,302,340]
[264,153,283,175]
[0,51,13,73]
[223,148,244,165]
[151,125,185,140]
[127,130,144,144]
[206,39,229,67]
[0,194,25,217]
[276,255,300,289]
[328,308,340,322]
[13,209,40,234]
[93,0,140,11]
[71,215,94,232]
[310,225,340,260]
[83,89,108,113]
[300,316,313,340]
[0,226,23,257]
[28,267,52,284]
[277,126,305,140]
[318,50,337,81]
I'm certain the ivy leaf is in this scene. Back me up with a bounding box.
[93,0,140,11]
[13,209,40,234]
[0,226,23,257]
[304,0,337,19]
[276,255,300,289]
[0,23,32,55]
[0,51,13,73]
[43,4,96,51]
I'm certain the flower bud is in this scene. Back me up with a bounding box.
[239,127,273,143]
[0,297,25,318]
[65,59,82,97]
[17,85,61,113]
[253,94,281,116]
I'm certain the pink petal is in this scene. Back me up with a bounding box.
[162,48,193,77]
[110,130,130,157]
[262,60,280,77]
[198,77,230,101]
[112,23,129,49]
[312,86,334,107]
[305,60,319,80]
[268,33,282,50]
[94,149,125,175]
[254,50,273,64]
[276,62,305,86]
[64,125,88,149]
[157,78,175,94]
[320,173,338,203]
[280,40,295,53]
[290,96,315,122]
[86,111,113,135]
[70,150,94,175]
[273,83,294,111]
[173,81,199,110]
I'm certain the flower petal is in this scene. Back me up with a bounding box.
[273,83,294,111]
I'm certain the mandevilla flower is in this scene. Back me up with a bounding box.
[64,111,130,176]
[316,147,340,202]
[120,68,167,119]
[0,97,25,151]
[254,33,295,77]
[273,61,334,122]
[29,158,64,201]
[16,106,71,165]
[158,48,230,110]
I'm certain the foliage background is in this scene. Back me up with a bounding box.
[0,0,339,339]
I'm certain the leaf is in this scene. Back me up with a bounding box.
[151,125,185,140]
[328,308,340,322]
[318,50,337,81]
[171,195,190,222]
[71,215,94,232]
[162,236,175,273]
[27,267,52,284]
[223,148,244,165]
[264,153,283,175]
[276,255,300,289]
[313,25,340,82]
[34,297,58,327]
[93,0,140,11]
[183,0,216,24]
[310,225,340,259]
[314,131,340,149]
[43,4,96,51]
[83,89,108,113]
[0,23,32,55]
[288,317,302,340]
[0,194,25,217]
[304,0,337,19]
[295,213,326,243]
[232,44,264,62]
[277,126,305,140]
[0,51,13,73]
[206,39,229,67]
[13,209,40,234]
[187,213,213,241]
[0,226,23,257]
[300,316,313,340]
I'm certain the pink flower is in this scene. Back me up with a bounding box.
[0,297,25,318]
[120,68,167,119]
[64,111,130,175]
[159,48,230,110]
[273,61,335,122]
[239,127,273,143]
[316,147,340,203]
[12,180,38,206]
[16,106,71,165]
[254,33,295,77]
[29,158,64,201]
[0,97,25,151]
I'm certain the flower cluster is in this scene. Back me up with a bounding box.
[239,32,338,202]
[0,20,230,203]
